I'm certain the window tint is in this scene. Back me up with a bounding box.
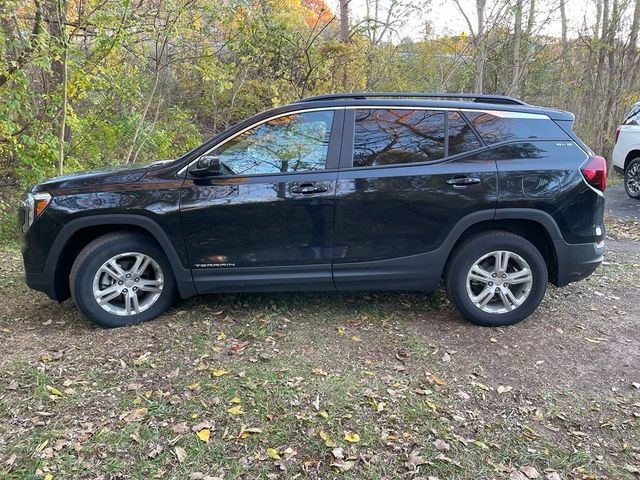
[463,111,568,144]
[211,110,333,176]
[448,112,483,155]
[353,109,445,167]
[489,141,588,161]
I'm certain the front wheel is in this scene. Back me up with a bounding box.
[70,232,177,328]
[445,231,548,327]
[624,158,640,199]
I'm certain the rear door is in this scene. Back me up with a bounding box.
[333,107,498,290]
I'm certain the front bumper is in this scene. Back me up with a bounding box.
[553,239,604,287]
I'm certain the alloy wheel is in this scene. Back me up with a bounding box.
[626,162,640,196]
[465,250,534,314]
[92,252,164,316]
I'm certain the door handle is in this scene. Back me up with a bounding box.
[446,176,481,187]
[291,183,328,194]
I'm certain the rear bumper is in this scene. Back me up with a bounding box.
[553,239,604,287]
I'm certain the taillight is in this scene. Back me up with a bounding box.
[581,155,607,192]
[615,126,621,144]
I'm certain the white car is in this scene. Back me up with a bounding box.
[613,102,640,198]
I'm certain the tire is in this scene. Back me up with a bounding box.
[624,157,640,199]
[70,232,177,328]
[444,231,548,327]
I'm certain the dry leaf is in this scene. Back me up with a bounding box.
[196,429,210,443]
[319,430,336,448]
[122,407,148,423]
[344,432,360,443]
[46,385,63,397]
[520,466,540,478]
[211,369,230,377]
[227,405,244,415]
[434,439,450,451]
[431,374,447,386]
[266,448,280,460]
[497,385,513,394]
[330,459,355,472]
[174,446,187,462]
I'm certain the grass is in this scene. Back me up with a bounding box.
[1,235,640,478]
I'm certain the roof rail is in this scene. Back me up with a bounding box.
[298,92,528,106]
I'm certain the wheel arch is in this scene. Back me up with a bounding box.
[624,150,640,170]
[47,215,195,301]
[442,209,563,286]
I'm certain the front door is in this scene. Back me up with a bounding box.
[180,108,342,293]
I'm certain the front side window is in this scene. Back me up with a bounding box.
[353,109,445,167]
[210,110,334,176]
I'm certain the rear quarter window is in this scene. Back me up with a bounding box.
[488,141,588,162]
[463,111,569,144]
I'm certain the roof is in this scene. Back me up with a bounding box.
[289,92,574,121]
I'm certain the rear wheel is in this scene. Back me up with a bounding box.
[624,157,640,199]
[70,232,176,328]
[445,231,548,327]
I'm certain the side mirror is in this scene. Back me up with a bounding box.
[191,155,222,177]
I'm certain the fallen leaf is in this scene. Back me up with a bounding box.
[148,444,163,458]
[319,430,336,448]
[5,380,18,391]
[434,439,450,451]
[405,448,425,469]
[266,448,280,460]
[330,459,355,472]
[344,432,360,443]
[212,369,230,377]
[497,385,513,394]
[121,408,148,423]
[239,426,262,439]
[351,335,362,342]
[46,385,63,397]
[520,466,540,478]
[217,331,226,340]
[227,405,245,415]
[174,446,187,462]
[196,429,210,443]
[431,374,447,386]
[43,474,53,480]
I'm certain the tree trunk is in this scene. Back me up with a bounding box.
[474,0,486,93]
[47,0,70,175]
[510,0,523,96]
[339,0,349,90]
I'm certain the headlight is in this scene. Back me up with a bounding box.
[20,192,51,232]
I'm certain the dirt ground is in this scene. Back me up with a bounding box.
[1,191,639,479]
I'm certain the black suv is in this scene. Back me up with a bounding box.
[20,93,606,328]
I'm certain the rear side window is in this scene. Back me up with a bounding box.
[448,112,483,155]
[353,109,445,167]
[464,111,568,144]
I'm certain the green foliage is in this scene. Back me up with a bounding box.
[0,0,637,197]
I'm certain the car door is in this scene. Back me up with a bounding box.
[333,107,498,290]
[180,108,343,293]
